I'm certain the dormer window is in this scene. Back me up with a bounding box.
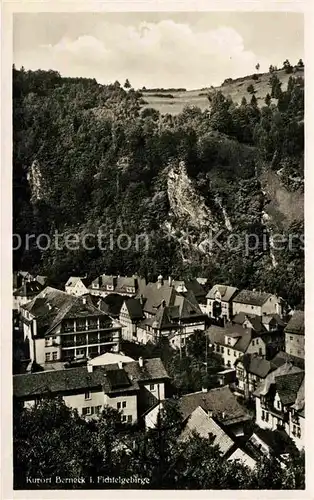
[107,285,114,291]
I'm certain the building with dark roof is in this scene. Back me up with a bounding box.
[136,278,207,346]
[21,287,122,367]
[13,280,44,312]
[253,363,304,450]
[207,324,268,369]
[178,385,252,437]
[232,290,283,318]
[284,310,305,359]
[13,356,169,423]
[119,298,145,341]
[206,284,239,321]
[234,353,278,399]
[89,274,146,298]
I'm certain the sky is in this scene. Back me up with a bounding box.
[13,12,304,89]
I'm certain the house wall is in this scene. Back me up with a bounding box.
[246,338,266,357]
[13,295,32,312]
[233,302,263,317]
[65,281,88,296]
[104,393,138,424]
[255,396,288,433]
[224,346,241,368]
[119,304,136,342]
[285,333,305,358]
[287,413,305,450]
[207,299,230,320]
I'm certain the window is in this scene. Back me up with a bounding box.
[127,415,132,423]
[122,401,126,409]
[82,407,91,416]
[150,384,155,390]
[265,412,269,422]
[85,390,91,400]
[95,406,102,415]
[277,400,281,410]
[45,338,50,347]
[122,415,127,422]
[251,306,254,309]
[52,351,58,361]
[290,336,293,341]
[221,347,224,353]
[227,349,230,355]
[117,402,121,409]
[45,353,50,362]
[262,410,265,421]
[256,338,259,345]
[234,351,237,357]
[297,427,301,438]
[252,340,255,346]
[227,338,231,345]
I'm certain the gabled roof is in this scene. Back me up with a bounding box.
[124,298,144,320]
[13,357,169,399]
[173,279,206,300]
[292,377,305,415]
[285,310,304,335]
[139,282,177,315]
[97,294,125,317]
[254,363,304,398]
[22,287,113,336]
[235,353,275,379]
[270,351,305,370]
[275,371,304,406]
[233,290,274,306]
[179,406,235,456]
[207,324,255,353]
[65,276,89,288]
[249,428,294,457]
[206,284,238,302]
[178,385,251,426]
[13,281,43,297]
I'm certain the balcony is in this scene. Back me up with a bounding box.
[62,339,75,347]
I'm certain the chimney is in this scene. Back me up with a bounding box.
[168,276,172,287]
[118,360,123,369]
[202,386,207,393]
[82,296,87,305]
[138,356,144,368]
[87,363,93,373]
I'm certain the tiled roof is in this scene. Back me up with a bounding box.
[65,276,89,288]
[233,290,273,306]
[90,275,146,295]
[292,377,305,415]
[97,294,125,317]
[206,284,238,302]
[227,447,256,469]
[254,363,304,398]
[275,371,304,406]
[173,279,206,301]
[178,385,251,426]
[22,287,113,336]
[179,406,235,455]
[139,282,177,315]
[207,324,254,353]
[271,351,304,370]
[13,357,168,399]
[285,310,304,335]
[124,298,144,320]
[235,353,275,379]
[13,281,43,297]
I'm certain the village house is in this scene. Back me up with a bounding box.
[232,312,286,359]
[179,406,257,469]
[172,278,207,312]
[144,385,252,438]
[205,284,238,321]
[13,271,35,291]
[89,274,146,298]
[207,324,267,369]
[13,356,169,424]
[136,283,206,346]
[21,287,122,366]
[65,276,90,296]
[119,298,145,341]
[254,363,305,450]
[234,353,278,399]
[284,310,305,359]
[232,290,283,318]
[13,280,44,312]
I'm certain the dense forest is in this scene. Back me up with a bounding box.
[13,64,304,307]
